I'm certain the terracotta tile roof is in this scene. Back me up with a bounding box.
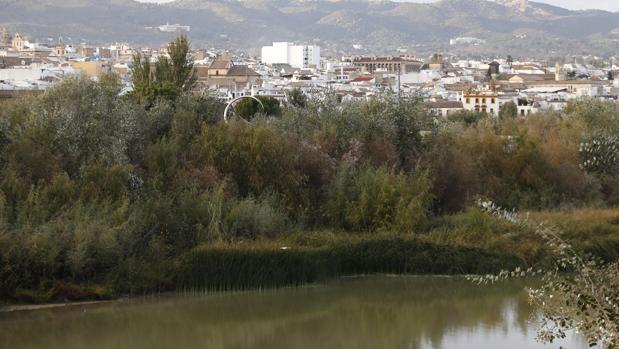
[349,76,374,83]
[527,79,608,86]
[227,65,260,76]
[209,59,232,69]
[426,101,464,109]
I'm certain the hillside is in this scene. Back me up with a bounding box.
[0,0,618,57]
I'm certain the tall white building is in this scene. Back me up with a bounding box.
[261,42,320,69]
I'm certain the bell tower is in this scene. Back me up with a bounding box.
[12,32,24,50]
[0,27,10,47]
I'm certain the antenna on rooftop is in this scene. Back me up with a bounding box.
[397,63,401,102]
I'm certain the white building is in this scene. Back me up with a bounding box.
[462,91,500,116]
[158,23,190,33]
[0,63,78,85]
[261,42,320,69]
[449,37,485,46]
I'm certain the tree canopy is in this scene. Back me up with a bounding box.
[131,35,196,106]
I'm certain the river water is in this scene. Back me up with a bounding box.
[0,276,587,349]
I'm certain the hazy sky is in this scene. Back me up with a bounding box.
[404,0,619,11]
[136,0,619,12]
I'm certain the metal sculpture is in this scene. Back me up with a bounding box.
[223,95,265,122]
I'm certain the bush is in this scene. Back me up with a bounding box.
[225,197,289,240]
[1,72,618,301]
[327,166,433,232]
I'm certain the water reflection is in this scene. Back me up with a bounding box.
[0,276,586,349]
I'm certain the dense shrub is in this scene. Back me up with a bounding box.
[0,76,618,300]
[327,166,433,232]
[225,196,289,240]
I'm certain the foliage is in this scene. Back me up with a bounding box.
[131,35,196,106]
[287,88,308,108]
[499,101,518,120]
[225,196,289,240]
[446,110,482,125]
[234,95,281,120]
[579,135,619,174]
[1,68,619,301]
[473,201,619,349]
[565,99,619,136]
[327,166,433,232]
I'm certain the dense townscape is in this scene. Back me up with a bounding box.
[1,26,618,113]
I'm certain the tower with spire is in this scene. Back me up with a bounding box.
[0,27,11,47]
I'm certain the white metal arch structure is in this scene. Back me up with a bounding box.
[223,96,265,123]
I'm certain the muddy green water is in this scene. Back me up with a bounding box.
[0,276,586,349]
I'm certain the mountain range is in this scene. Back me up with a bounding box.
[1,0,618,58]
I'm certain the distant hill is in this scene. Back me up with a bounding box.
[0,0,618,58]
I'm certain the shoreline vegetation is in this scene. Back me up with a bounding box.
[3,206,619,305]
[1,38,619,304]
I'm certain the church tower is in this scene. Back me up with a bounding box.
[555,62,565,81]
[12,32,24,51]
[0,27,10,47]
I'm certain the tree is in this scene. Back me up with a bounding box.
[579,135,619,175]
[234,96,281,120]
[486,67,493,79]
[168,35,196,92]
[566,71,577,80]
[287,88,307,108]
[430,53,442,64]
[499,101,518,119]
[258,96,281,117]
[131,35,196,106]
[507,55,514,67]
[131,53,153,105]
[608,70,614,81]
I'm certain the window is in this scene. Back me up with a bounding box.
[466,98,470,104]
[475,98,479,103]
[491,98,495,103]
[482,98,486,104]
[520,109,525,116]
[490,108,494,114]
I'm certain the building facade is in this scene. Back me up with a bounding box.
[350,56,423,74]
[463,91,500,116]
[261,42,320,69]
[12,33,24,51]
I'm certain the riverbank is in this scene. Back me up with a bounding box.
[3,235,525,305]
[3,207,619,304]
[0,300,114,313]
